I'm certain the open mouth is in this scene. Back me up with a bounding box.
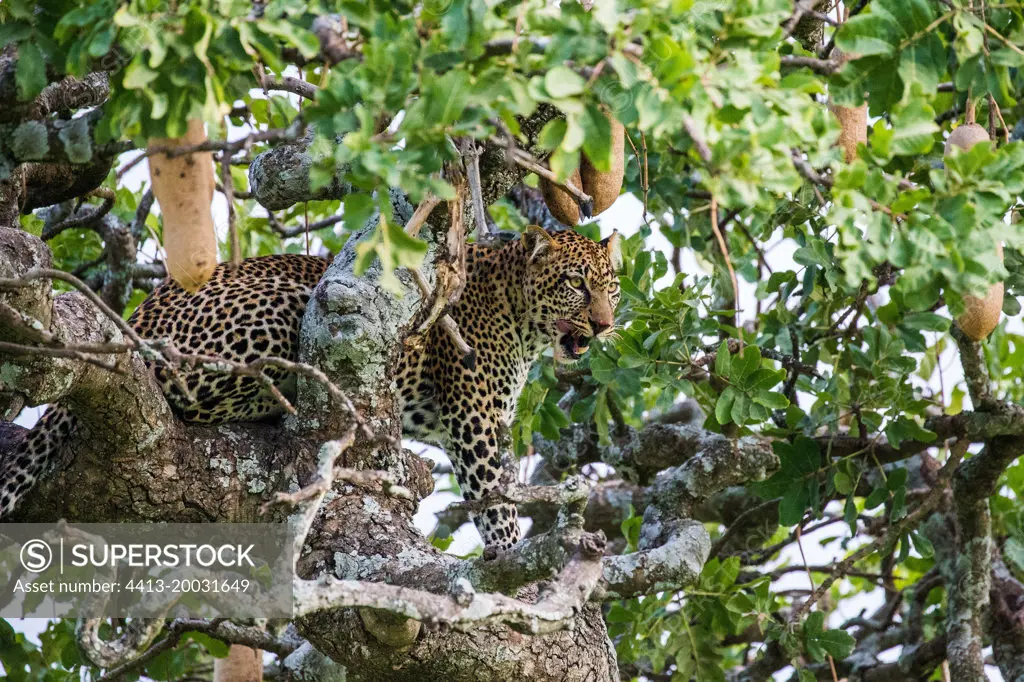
[556,320,590,360]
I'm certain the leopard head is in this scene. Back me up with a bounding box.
[520,225,623,363]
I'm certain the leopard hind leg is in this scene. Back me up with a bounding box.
[0,407,76,518]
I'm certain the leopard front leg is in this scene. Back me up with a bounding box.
[442,412,520,550]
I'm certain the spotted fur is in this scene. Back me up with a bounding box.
[397,227,621,547]
[0,229,621,549]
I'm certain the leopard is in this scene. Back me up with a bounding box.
[0,226,621,549]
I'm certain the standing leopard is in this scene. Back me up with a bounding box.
[0,226,621,549]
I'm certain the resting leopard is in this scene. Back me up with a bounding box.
[0,226,621,549]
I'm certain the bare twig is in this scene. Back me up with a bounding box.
[41,188,116,240]
[789,439,967,625]
[404,194,442,238]
[982,22,1024,58]
[261,76,318,100]
[269,213,344,238]
[780,54,843,74]
[682,115,713,164]
[0,341,123,373]
[952,326,999,411]
[221,136,240,270]
[710,197,739,330]
[462,139,497,245]
[407,266,475,369]
[790,148,834,188]
[93,619,292,682]
[626,132,652,230]
[131,188,155,241]
[404,174,474,367]
[493,140,594,215]
[117,124,304,181]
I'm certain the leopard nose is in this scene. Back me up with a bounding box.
[590,319,612,335]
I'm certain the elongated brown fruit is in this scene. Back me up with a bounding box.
[540,168,582,226]
[830,103,867,162]
[958,242,1004,341]
[947,123,1002,340]
[580,116,625,215]
[214,644,262,681]
[148,118,218,292]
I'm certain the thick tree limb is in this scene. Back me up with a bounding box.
[949,436,1024,682]
[505,183,563,231]
[990,556,1024,682]
[952,326,1000,411]
[0,72,110,124]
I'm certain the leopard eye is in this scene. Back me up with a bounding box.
[608,281,620,294]
[567,276,585,290]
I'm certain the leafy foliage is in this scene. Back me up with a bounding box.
[3,0,1024,679]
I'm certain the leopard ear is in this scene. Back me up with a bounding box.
[521,225,558,262]
[601,231,623,270]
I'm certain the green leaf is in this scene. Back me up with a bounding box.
[803,611,856,662]
[1005,537,1024,573]
[887,101,939,156]
[779,481,810,525]
[731,391,751,426]
[845,492,858,534]
[342,193,377,233]
[834,472,854,495]
[749,368,785,390]
[87,26,115,58]
[756,437,822,499]
[816,627,856,660]
[259,20,320,60]
[898,33,944,97]
[885,417,937,449]
[911,532,934,559]
[544,66,585,98]
[733,345,762,383]
[124,58,159,90]
[537,119,567,151]
[886,467,908,491]
[864,486,888,509]
[753,390,789,410]
[180,632,230,658]
[715,340,731,377]
[580,103,613,172]
[385,220,428,268]
[791,437,821,474]
[716,386,737,425]
[15,40,47,101]
[888,0,937,35]
[890,485,907,521]
[621,512,642,553]
[903,312,950,332]
[836,11,901,57]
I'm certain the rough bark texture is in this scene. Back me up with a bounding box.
[300,601,617,682]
